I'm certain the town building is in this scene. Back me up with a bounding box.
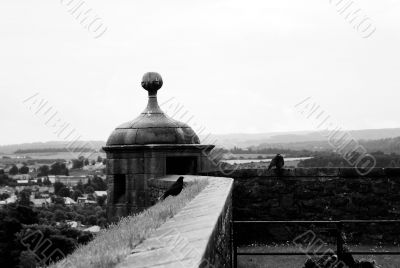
[48,175,88,186]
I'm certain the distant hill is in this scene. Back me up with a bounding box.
[205,128,400,148]
[1,128,400,153]
[0,141,105,154]
[14,148,98,154]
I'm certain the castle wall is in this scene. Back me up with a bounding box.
[204,168,400,245]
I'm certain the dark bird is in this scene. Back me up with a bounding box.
[160,176,184,200]
[268,154,284,170]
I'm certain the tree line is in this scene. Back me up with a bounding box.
[0,203,96,267]
[14,148,98,154]
[298,151,400,168]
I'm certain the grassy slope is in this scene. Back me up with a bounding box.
[50,180,208,268]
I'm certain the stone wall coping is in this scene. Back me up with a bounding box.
[204,167,400,178]
[117,175,233,268]
[148,175,210,189]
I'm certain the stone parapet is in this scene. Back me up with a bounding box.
[117,175,233,268]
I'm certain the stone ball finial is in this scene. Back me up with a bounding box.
[141,72,163,95]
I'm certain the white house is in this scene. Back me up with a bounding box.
[94,191,107,198]
[53,176,88,186]
[64,197,77,206]
[0,195,17,205]
[84,225,100,233]
[11,174,31,180]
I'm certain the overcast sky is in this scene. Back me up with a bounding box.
[0,0,399,145]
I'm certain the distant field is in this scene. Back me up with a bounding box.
[69,168,101,176]
[222,157,312,168]
[224,154,277,159]
[238,245,400,268]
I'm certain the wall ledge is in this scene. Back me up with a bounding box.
[203,167,400,178]
[117,175,233,268]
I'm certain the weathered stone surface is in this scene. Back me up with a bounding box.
[224,168,400,245]
[127,158,145,174]
[384,167,400,176]
[204,168,392,178]
[106,159,128,174]
[117,176,233,268]
[200,156,216,173]
[144,157,165,174]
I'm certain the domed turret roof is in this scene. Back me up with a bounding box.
[106,72,200,146]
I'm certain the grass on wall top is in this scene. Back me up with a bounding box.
[50,179,209,268]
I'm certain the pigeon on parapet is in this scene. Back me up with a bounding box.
[160,176,184,200]
[268,154,284,170]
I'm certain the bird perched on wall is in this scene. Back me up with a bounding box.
[268,154,284,170]
[160,176,184,200]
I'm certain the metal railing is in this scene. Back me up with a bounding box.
[231,220,400,268]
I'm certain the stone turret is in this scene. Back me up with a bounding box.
[104,72,214,220]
